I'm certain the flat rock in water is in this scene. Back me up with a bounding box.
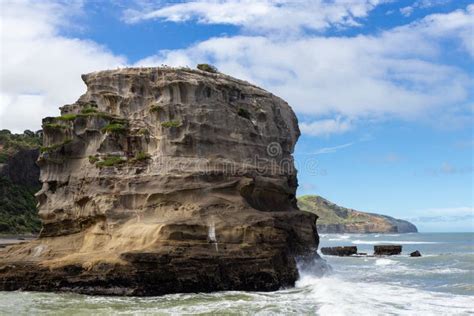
[410,250,422,257]
[321,246,357,256]
[374,245,402,256]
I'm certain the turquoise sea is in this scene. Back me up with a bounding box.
[1,233,473,315]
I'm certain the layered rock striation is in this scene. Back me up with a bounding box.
[0,67,318,295]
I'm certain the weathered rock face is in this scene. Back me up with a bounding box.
[0,67,318,295]
[320,246,357,256]
[374,245,402,256]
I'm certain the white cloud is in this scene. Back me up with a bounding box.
[134,5,473,137]
[400,6,414,17]
[299,118,353,137]
[1,1,472,139]
[312,142,355,155]
[399,0,453,18]
[0,0,125,132]
[123,0,387,33]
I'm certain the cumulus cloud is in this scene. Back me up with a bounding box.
[400,6,415,17]
[400,0,452,18]
[123,0,388,33]
[299,118,353,137]
[134,5,473,137]
[2,1,473,139]
[0,0,125,132]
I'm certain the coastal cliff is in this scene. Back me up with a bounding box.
[0,67,318,295]
[0,130,42,234]
[298,195,417,233]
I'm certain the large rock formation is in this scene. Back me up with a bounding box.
[0,67,318,295]
[298,195,417,233]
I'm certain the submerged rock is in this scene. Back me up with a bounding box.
[410,250,422,257]
[320,246,357,256]
[0,67,319,295]
[374,245,402,256]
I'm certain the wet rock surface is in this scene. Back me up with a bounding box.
[374,245,402,256]
[410,250,422,257]
[0,67,318,295]
[320,246,357,256]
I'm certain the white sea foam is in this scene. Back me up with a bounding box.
[1,273,472,315]
[295,274,474,316]
[328,235,351,241]
[375,258,397,266]
[351,240,439,245]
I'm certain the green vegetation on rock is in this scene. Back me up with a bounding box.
[197,63,218,73]
[150,105,164,113]
[0,129,42,155]
[42,123,68,131]
[88,155,99,164]
[56,114,77,121]
[0,177,41,234]
[40,139,72,153]
[0,129,42,235]
[161,121,181,128]
[132,151,151,162]
[101,123,128,134]
[96,155,126,168]
[237,108,251,120]
[81,107,98,114]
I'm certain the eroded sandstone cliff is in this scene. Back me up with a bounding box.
[0,67,318,295]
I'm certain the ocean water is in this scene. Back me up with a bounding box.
[0,233,473,315]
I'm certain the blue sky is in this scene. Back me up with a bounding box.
[0,0,472,231]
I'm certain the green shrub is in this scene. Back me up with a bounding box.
[81,107,98,114]
[197,63,218,73]
[43,123,67,130]
[40,139,72,153]
[0,176,41,234]
[138,128,150,136]
[56,114,77,121]
[150,105,164,113]
[102,123,127,134]
[96,156,126,168]
[161,121,182,128]
[77,111,116,121]
[134,151,151,161]
[237,108,251,120]
[88,155,99,164]
[0,152,9,163]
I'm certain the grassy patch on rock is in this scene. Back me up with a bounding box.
[96,156,126,168]
[101,123,128,134]
[197,63,218,73]
[161,121,182,128]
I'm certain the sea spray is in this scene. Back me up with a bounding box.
[296,253,333,278]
